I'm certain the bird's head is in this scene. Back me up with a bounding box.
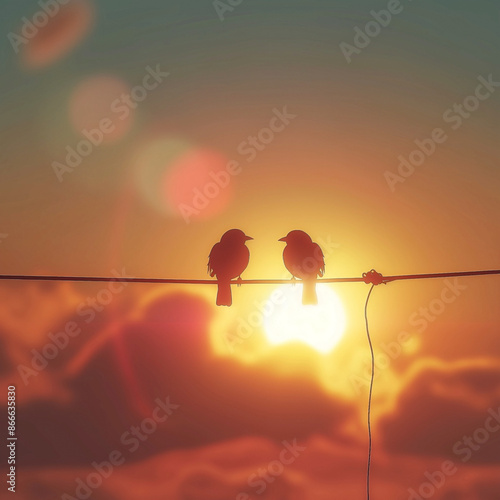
[221,229,253,245]
[279,230,312,245]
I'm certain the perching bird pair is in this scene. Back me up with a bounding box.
[208,229,325,306]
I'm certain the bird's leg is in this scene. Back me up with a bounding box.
[290,276,297,286]
[236,276,243,287]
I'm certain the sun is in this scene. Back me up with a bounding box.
[263,283,347,354]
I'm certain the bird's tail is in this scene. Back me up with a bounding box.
[216,279,232,306]
[302,279,318,305]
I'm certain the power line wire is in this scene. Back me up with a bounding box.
[0,269,498,285]
[381,269,500,283]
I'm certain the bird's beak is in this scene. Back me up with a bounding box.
[245,236,253,241]
[278,237,287,242]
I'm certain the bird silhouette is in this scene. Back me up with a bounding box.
[279,230,325,305]
[208,229,253,306]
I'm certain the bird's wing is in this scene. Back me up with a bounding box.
[207,243,220,277]
[313,243,326,277]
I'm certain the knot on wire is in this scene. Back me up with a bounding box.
[363,269,386,286]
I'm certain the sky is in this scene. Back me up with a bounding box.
[0,1,499,499]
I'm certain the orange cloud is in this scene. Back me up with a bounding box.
[11,291,355,467]
[378,358,500,464]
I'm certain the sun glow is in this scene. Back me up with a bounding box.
[263,284,347,354]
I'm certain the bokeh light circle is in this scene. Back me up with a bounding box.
[21,0,95,70]
[164,148,234,220]
[134,138,234,221]
[69,75,133,143]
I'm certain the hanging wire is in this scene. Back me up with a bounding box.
[364,284,376,500]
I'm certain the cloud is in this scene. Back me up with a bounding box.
[13,291,355,466]
[378,358,500,464]
[10,411,500,499]
[6,286,500,499]
[13,436,408,500]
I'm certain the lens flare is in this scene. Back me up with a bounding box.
[133,138,234,220]
[69,75,132,143]
[164,148,234,221]
[21,0,95,70]
[133,137,192,215]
